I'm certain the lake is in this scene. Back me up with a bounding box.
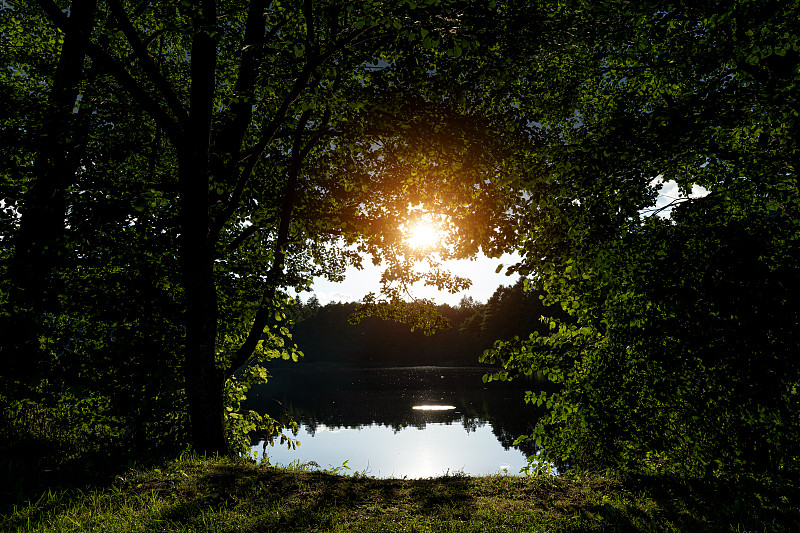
[244,366,548,478]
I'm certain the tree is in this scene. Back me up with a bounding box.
[2,0,97,383]
[484,0,800,477]
[2,0,191,455]
[3,0,527,456]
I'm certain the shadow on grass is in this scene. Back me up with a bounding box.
[152,464,476,531]
[145,463,800,532]
[5,456,800,532]
[623,473,800,531]
[1,439,112,510]
[0,434,177,519]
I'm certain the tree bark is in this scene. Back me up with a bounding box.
[4,0,97,382]
[179,0,229,456]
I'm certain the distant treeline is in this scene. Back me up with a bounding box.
[285,280,564,367]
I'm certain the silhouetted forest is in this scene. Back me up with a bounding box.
[283,280,562,367]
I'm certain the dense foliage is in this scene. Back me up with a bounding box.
[1,0,525,460]
[2,0,798,488]
[481,0,800,479]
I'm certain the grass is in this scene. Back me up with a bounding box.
[2,453,798,532]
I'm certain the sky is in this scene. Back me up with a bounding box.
[303,252,522,306]
[650,179,709,216]
[302,179,709,307]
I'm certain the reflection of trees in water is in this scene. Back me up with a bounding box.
[490,421,538,457]
[461,415,479,434]
[245,367,548,457]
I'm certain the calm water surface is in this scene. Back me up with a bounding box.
[245,366,546,478]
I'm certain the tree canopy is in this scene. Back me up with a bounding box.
[2,0,798,483]
[480,0,800,478]
[1,0,528,457]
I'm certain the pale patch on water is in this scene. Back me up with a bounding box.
[253,422,528,478]
[412,405,456,411]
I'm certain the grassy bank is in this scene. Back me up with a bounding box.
[2,454,797,532]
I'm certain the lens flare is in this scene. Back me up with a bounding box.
[406,222,441,249]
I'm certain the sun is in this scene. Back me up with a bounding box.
[406,221,441,250]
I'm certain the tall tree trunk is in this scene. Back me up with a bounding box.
[179,146,227,455]
[179,0,229,455]
[4,0,97,382]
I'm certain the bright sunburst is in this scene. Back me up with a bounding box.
[406,222,441,250]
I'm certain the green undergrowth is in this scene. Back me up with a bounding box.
[2,454,798,532]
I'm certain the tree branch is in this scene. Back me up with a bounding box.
[304,0,317,56]
[226,222,264,253]
[36,0,183,141]
[107,0,190,128]
[210,61,316,238]
[215,0,271,157]
[211,16,386,238]
[86,42,183,141]
[224,111,314,378]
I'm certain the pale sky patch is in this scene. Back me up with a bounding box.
[306,252,521,306]
[648,178,710,218]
